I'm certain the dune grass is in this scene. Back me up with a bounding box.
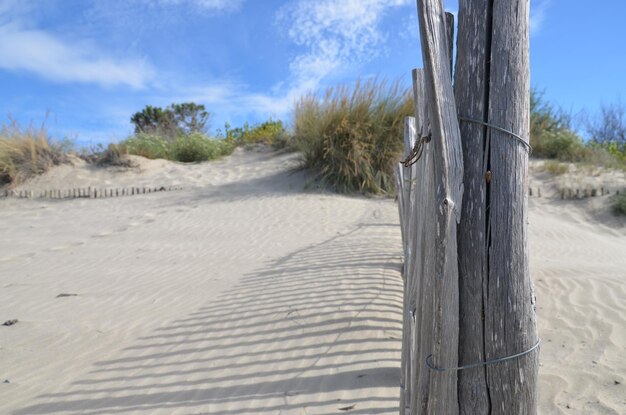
[0,121,67,187]
[292,79,413,194]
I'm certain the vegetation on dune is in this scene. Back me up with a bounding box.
[612,192,626,216]
[116,102,236,163]
[131,102,210,137]
[3,91,624,198]
[0,121,68,187]
[530,89,625,168]
[114,132,235,163]
[291,79,414,194]
[539,160,569,175]
[224,119,289,149]
[122,102,289,163]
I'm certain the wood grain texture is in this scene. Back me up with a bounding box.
[416,0,464,413]
[398,116,417,415]
[485,0,539,413]
[409,69,427,415]
[454,0,492,413]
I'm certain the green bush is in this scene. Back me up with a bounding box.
[171,133,234,162]
[530,89,586,161]
[292,79,413,194]
[122,133,171,160]
[226,119,287,147]
[612,192,626,216]
[530,90,625,170]
[120,132,234,163]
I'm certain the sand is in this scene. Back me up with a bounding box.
[0,150,624,414]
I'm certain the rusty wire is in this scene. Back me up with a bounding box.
[401,133,431,167]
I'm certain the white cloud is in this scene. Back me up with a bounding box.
[278,0,410,85]
[0,4,155,88]
[530,0,551,36]
[174,0,415,122]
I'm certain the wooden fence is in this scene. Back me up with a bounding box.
[397,1,539,413]
[1,186,183,200]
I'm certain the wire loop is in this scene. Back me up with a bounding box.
[458,116,532,155]
[425,339,541,372]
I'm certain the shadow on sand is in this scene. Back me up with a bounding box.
[16,218,404,414]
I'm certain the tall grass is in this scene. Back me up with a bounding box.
[0,121,67,187]
[292,79,413,194]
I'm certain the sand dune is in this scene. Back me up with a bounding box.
[0,150,624,414]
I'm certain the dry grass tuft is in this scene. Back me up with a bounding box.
[0,121,67,187]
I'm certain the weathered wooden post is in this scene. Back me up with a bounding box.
[414,1,464,413]
[398,0,539,413]
[454,0,539,413]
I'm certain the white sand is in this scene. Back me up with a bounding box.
[0,151,624,414]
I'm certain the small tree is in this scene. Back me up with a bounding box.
[130,105,176,136]
[130,102,210,138]
[170,102,210,135]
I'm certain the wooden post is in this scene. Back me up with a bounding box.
[453,0,492,411]
[398,116,415,415]
[416,1,464,413]
[411,69,433,415]
[454,0,538,413]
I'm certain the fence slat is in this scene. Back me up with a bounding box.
[415,0,464,413]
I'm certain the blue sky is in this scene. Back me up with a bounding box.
[1,0,624,147]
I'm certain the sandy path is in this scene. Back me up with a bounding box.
[1,151,624,414]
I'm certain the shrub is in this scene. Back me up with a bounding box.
[96,144,136,168]
[530,90,625,170]
[170,133,234,162]
[0,121,67,186]
[120,132,234,163]
[612,192,626,216]
[530,89,587,161]
[292,79,413,194]
[226,119,288,147]
[122,133,171,160]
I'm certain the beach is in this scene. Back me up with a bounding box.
[1,149,624,414]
